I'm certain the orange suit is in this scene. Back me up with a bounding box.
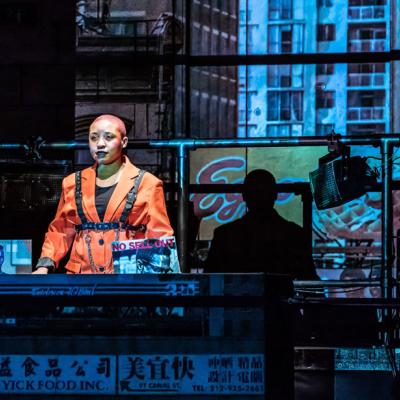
[39,156,173,273]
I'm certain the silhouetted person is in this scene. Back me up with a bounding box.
[205,169,318,280]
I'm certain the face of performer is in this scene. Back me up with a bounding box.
[89,117,128,165]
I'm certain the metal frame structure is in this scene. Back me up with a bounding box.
[1,134,398,290]
[149,135,397,292]
[2,134,400,385]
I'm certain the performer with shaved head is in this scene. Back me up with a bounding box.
[34,114,173,274]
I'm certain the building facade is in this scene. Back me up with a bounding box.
[238,0,394,137]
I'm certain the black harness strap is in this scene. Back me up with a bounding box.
[75,222,147,232]
[75,170,88,225]
[74,169,147,232]
[76,221,119,231]
[119,169,146,226]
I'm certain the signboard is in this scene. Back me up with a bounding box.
[0,354,264,396]
[0,355,116,395]
[119,354,264,395]
[112,236,180,274]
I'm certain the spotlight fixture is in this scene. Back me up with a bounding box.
[309,134,379,210]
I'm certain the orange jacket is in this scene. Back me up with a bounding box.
[40,157,173,273]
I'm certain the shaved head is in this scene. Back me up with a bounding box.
[88,114,128,165]
[90,114,127,138]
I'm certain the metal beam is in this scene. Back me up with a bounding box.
[2,135,400,280]
[3,51,400,67]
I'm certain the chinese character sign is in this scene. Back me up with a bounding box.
[0,354,263,396]
[0,355,116,394]
[119,354,264,395]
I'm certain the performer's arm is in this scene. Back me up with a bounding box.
[34,178,76,274]
[144,181,174,238]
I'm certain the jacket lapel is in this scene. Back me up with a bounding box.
[103,157,140,222]
[81,165,100,222]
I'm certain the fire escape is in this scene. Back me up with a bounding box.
[75,2,182,173]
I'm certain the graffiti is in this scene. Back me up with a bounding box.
[313,193,382,242]
[276,178,306,205]
[191,156,246,224]
[191,156,305,224]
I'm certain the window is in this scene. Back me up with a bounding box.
[267,65,290,87]
[348,24,386,40]
[316,64,334,75]
[267,91,303,121]
[317,24,336,41]
[316,90,335,108]
[281,29,292,52]
[269,0,292,20]
[361,29,372,40]
[346,124,385,135]
[347,63,385,86]
[361,93,374,107]
[347,90,385,120]
[267,65,304,88]
[348,2,386,19]
[348,24,387,51]
[267,124,303,136]
[348,63,385,73]
[348,90,385,107]
[268,24,304,54]
[349,0,386,5]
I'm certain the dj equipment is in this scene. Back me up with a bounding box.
[0,273,265,307]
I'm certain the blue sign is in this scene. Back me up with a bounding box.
[119,354,264,395]
[0,355,116,395]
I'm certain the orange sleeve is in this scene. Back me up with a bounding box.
[40,178,76,267]
[144,181,174,238]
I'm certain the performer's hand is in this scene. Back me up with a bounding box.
[32,267,49,275]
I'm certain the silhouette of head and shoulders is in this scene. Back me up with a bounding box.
[242,169,277,218]
[205,169,317,279]
[216,169,299,236]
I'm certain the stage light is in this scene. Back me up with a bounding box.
[309,153,379,210]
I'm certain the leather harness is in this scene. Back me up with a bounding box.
[74,169,146,233]
[74,169,146,273]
